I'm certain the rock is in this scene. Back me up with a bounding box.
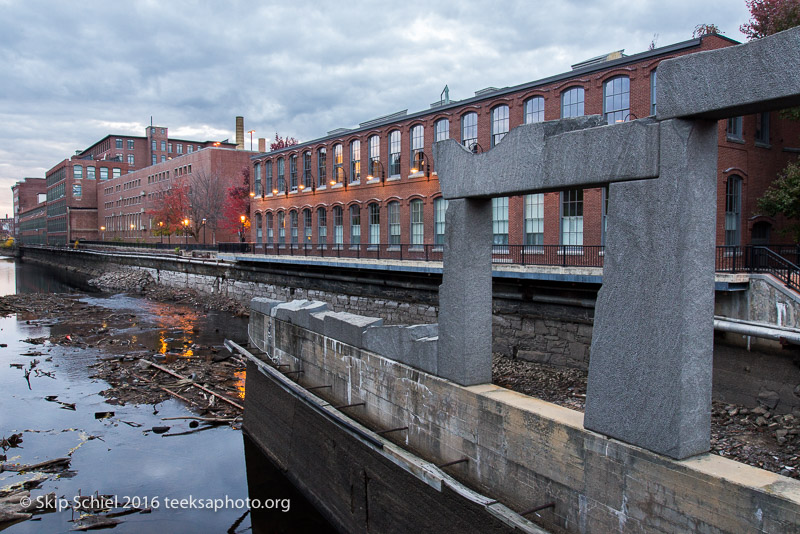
[756,416,767,426]
[758,389,781,410]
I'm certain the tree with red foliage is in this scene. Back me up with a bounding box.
[147,175,192,243]
[221,165,251,241]
[740,0,800,40]
[270,133,299,151]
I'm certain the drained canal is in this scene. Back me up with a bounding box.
[0,258,333,533]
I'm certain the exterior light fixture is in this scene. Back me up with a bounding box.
[470,142,484,154]
[366,160,385,184]
[250,191,256,198]
[411,151,432,179]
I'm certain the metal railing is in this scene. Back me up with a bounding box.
[716,245,800,291]
[79,240,216,252]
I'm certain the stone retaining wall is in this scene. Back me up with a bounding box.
[247,300,800,534]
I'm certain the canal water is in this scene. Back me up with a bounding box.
[0,258,333,533]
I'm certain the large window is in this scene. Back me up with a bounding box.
[127,154,134,165]
[333,206,343,246]
[100,167,108,181]
[317,148,327,187]
[650,69,657,115]
[116,139,123,149]
[290,210,298,244]
[303,151,312,188]
[727,117,743,141]
[317,208,327,245]
[561,189,583,246]
[435,119,449,142]
[725,176,742,246]
[303,209,312,244]
[388,201,401,245]
[333,144,344,184]
[256,213,263,244]
[389,131,401,176]
[368,136,380,177]
[492,197,509,245]
[265,161,273,193]
[524,194,544,246]
[266,212,274,245]
[755,112,770,145]
[491,105,509,147]
[254,162,261,196]
[561,87,585,118]
[350,205,361,245]
[410,199,424,246]
[461,112,477,149]
[278,211,285,244]
[350,140,361,182]
[410,125,424,170]
[277,158,285,192]
[87,166,96,180]
[127,139,134,150]
[603,76,630,124]
[72,184,82,198]
[112,168,121,179]
[524,97,545,124]
[73,165,83,179]
[434,197,448,245]
[290,155,298,191]
[368,203,380,245]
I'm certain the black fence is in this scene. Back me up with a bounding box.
[79,240,216,252]
[716,245,800,291]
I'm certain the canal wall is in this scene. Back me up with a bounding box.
[19,246,800,415]
[245,299,800,534]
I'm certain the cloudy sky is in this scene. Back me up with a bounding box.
[0,0,751,218]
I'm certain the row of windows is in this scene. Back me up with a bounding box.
[46,167,66,188]
[123,179,142,190]
[726,113,770,145]
[114,195,143,208]
[150,140,197,155]
[115,139,135,150]
[47,217,67,234]
[46,183,65,203]
[253,190,609,247]
[104,213,145,232]
[148,170,171,184]
[73,165,122,180]
[254,75,644,195]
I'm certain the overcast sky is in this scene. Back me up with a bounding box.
[0,0,751,218]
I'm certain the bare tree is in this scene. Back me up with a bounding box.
[186,169,228,243]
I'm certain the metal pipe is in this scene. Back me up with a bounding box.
[713,317,800,344]
[376,426,408,435]
[436,458,469,468]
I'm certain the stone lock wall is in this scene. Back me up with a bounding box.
[248,299,800,534]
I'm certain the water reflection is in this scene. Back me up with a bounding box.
[0,258,332,532]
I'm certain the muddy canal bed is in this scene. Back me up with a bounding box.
[0,259,332,533]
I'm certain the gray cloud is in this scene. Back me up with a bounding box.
[0,0,750,216]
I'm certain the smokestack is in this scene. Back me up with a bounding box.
[235,116,244,150]
[258,137,266,152]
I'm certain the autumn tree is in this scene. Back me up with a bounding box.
[270,133,299,151]
[147,175,192,242]
[758,162,800,240]
[740,0,800,40]
[221,165,251,241]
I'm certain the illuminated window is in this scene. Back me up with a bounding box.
[333,144,343,184]
[350,140,361,182]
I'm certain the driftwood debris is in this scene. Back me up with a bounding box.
[147,362,243,410]
[1,457,71,473]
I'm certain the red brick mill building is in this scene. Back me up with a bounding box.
[247,34,800,260]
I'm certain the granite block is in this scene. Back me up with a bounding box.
[323,311,384,348]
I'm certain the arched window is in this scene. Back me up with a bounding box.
[410,199,424,246]
[255,213,263,244]
[368,135,380,178]
[254,162,261,196]
[266,212,274,245]
[389,131,401,176]
[350,205,361,245]
[435,119,449,142]
[303,151,312,188]
[524,96,545,124]
[278,211,286,245]
[333,144,343,184]
[303,208,312,244]
[368,203,380,245]
[290,154,298,191]
[277,158,285,192]
[290,210,298,244]
[410,125,424,169]
[434,197,448,245]
[333,206,343,246]
[265,160,273,194]
[491,105,509,147]
[561,87,584,118]
[388,201,401,245]
[350,140,361,182]
[317,207,327,245]
[603,76,630,124]
[461,112,477,149]
[725,176,742,246]
[317,148,327,187]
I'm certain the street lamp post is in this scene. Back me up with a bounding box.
[158,221,164,244]
[240,215,246,243]
[202,218,207,245]
[183,219,190,246]
[100,226,105,241]
[130,223,135,241]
